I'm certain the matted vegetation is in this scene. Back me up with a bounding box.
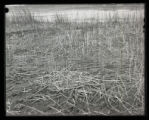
[6,8,144,116]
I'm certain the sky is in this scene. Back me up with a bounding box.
[6,4,144,13]
[5,4,144,22]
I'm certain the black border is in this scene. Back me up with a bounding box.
[1,0,148,4]
[1,0,148,120]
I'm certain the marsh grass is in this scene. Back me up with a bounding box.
[6,9,144,116]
